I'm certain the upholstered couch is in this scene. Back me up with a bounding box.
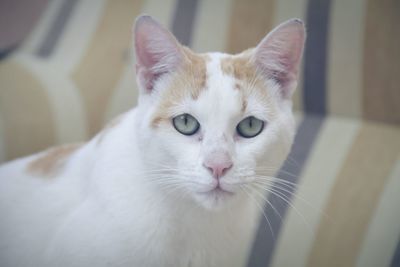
[0,1,399,266]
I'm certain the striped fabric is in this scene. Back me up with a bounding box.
[0,1,399,266]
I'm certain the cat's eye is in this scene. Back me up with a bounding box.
[172,114,200,136]
[236,116,264,138]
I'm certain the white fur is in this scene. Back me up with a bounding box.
[0,16,304,267]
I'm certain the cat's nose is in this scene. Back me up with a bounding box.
[203,161,233,179]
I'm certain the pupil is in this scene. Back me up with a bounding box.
[249,118,253,128]
[184,115,188,125]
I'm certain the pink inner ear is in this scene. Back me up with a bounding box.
[134,16,182,93]
[254,19,305,98]
[136,64,167,91]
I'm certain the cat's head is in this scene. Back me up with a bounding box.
[133,15,305,210]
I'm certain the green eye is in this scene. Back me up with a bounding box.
[236,116,264,138]
[172,114,200,136]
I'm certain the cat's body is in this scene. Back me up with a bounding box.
[0,108,258,267]
[0,16,305,267]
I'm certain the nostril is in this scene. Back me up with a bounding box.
[203,164,214,175]
[203,162,233,179]
[221,163,233,176]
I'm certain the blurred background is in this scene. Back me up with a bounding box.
[0,0,399,266]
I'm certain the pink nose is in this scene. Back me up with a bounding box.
[203,161,233,179]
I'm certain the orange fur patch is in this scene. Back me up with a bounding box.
[220,49,257,81]
[221,50,275,114]
[241,98,248,113]
[27,143,82,177]
[151,48,278,127]
[151,48,209,127]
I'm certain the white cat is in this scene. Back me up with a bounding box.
[0,15,305,267]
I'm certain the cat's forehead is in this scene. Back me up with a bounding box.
[150,49,274,127]
[203,51,268,99]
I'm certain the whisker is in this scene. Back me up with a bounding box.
[285,155,301,168]
[252,177,331,221]
[253,175,321,197]
[252,181,298,197]
[275,169,299,179]
[253,175,301,187]
[253,178,299,190]
[240,184,275,240]
[251,183,314,236]
[157,183,188,204]
[253,180,328,219]
[253,167,298,179]
[244,184,283,223]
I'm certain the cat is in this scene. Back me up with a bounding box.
[0,15,305,267]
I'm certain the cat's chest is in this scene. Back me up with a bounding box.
[126,208,256,267]
[133,229,248,267]
[53,186,259,267]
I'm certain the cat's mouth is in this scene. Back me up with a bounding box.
[191,181,238,209]
[197,184,234,197]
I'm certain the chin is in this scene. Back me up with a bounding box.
[192,188,237,211]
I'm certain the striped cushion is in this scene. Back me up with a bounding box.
[249,114,400,267]
[0,0,399,266]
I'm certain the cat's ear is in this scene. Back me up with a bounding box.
[254,19,306,99]
[134,15,183,93]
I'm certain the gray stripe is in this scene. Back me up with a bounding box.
[171,0,199,47]
[0,46,17,61]
[391,238,400,267]
[303,0,332,115]
[247,115,325,267]
[247,1,333,262]
[36,0,78,57]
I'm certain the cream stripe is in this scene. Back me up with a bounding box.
[328,0,365,118]
[15,0,106,142]
[19,0,64,53]
[356,158,400,267]
[139,0,176,26]
[103,65,138,124]
[273,0,307,24]
[14,0,105,142]
[191,0,233,53]
[104,0,177,123]
[226,0,275,54]
[273,0,307,113]
[271,116,361,267]
[307,123,400,267]
[14,55,88,143]
[72,0,144,136]
[51,0,108,73]
[0,61,56,160]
